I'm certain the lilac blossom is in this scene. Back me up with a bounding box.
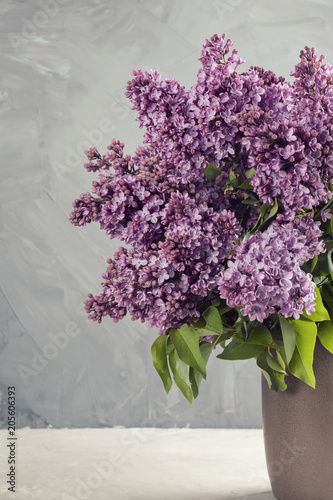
[217,224,317,322]
[70,34,333,334]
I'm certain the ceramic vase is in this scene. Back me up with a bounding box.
[262,340,333,500]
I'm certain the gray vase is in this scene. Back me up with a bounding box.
[262,340,333,500]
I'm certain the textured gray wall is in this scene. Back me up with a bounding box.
[1,0,332,428]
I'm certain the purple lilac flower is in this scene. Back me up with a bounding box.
[85,203,241,333]
[217,224,317,322]
[238,47,333,212]
[70,34,331,334]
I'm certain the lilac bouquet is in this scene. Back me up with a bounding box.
[70,35,333,402]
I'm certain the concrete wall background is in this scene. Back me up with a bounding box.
[1,0,332,428]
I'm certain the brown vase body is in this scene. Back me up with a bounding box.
[262,340,333,500]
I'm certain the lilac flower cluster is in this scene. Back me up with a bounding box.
[217,222,319,322]
[82,189,241,331]
[238,47,333,212]
[70,34,333,333]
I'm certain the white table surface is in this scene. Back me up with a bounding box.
[0,428,275,500]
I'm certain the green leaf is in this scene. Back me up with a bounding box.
[302,286,330,322]
[250,198,279,235]
[310,255,318,272]
[202,305,223,334]
[289,319,317,388]
[322,284,333,322]
[151,335,172,393]
[218,305,232,315]
[246,323,274,346]
[170,325,206,378]
[225,179,241,192]
[276,348,287,367]
[169,349,193,404]
[203,163,221,184]
[189,367,199,399]
[256,351,276,390]
[238,177,254,191]
[266,351,286,374]
[241,199,261,205]
[289,347,315,388]
[260,202,271,218]
[233,310,251,341]
[267,197,279,219]
[189,315,206,329]
[166,338,175,356]
[214,331,235,346]
[196,328,218,337]
[270,327,283,342]
[189,342,214,398]
[229,169,237,181]
[271,370,288,391]
[324,217,333,234]
[256,351,287,391]
[217,338,264,360]
[278,315,296,363]
[245,167,256,179]
[318,320,333,354]
[323,282,333,298]
[256,198,279,233]
[314,240,333,276]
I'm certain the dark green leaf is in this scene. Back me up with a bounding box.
[189,316,206,329]
[203,163,221,184]
[241,198,261,205]
[169,349,193,404]
[256,351,287,391]
[170,325,206,378]
[189,367,199,399]
[238,177,254,191]
[289,319,317,388]
[246,323,274,346]
[314,240,333,276]
[267,197,279,219]
[202,305,223,334]
[318,320,333,353]
[218,305,232,315]
[322,284,333,322]
[310,255,318,272]
[270,327,283,341]
[196,328,218,337]
[249,202,271,234]
[319,215,333,235]
[242,320,249,341]
[217,338,264,360]
[256,351,276,390]
[266,351,286,374]
[226,178,240,190]
[278,315,296,363]
[323,282,333,298]
[260,202,271,218]
[166,338,175,356]
[189,342,214,398]
[253,198,279,234]
[151,335,172,393]
[272,370,288,391]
